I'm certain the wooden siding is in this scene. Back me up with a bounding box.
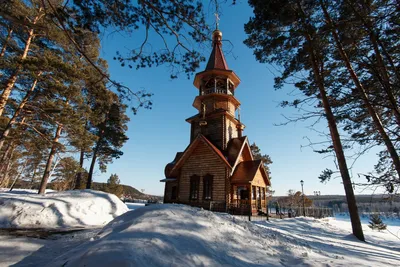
[224,118,238,148]
[242,144,253,161]
[199,116,224,150]
[179,141,227,203]
[251,168,267,187]
[164,181,178,203]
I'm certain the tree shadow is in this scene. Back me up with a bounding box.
[254,219,400,265]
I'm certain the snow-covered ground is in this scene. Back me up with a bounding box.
[1,203,399,266]
[335,212,400,227]
[0,229,99,267]
[125,202,146,211]
[0,189,128,229]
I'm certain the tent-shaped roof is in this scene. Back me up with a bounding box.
[205,38,228,70]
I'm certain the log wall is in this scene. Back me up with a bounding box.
[179,141,228,203]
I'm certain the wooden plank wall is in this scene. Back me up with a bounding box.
[179,141,227,203]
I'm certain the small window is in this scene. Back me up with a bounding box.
[190,175,200,200]
[203,174,213,200]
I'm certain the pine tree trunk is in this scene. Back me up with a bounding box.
[368,33,400,126]
[320,0,400,181]
[38,124,62,195]
[74,120,89,189]
[0,142,14,174]
[0,75,40,151]
[296,0,365,241]
[0,28,13,57]
[345,0,400,83]
[30,164,39,189]
[0,146,16,188]
[9,161,27,191]
[86,147,99,189]
[377,39,400,84]
[345,0,400,126]
[0,11,41,117]
[87,127,105,189]
[74,148,85,189]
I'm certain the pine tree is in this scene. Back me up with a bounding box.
[51,157,83,191]
[368,214,387,231]
[104,173,123,198]
[86,100,129,189]
[244,0,365,241]
[0,0,212,194]
[250,142,273,178]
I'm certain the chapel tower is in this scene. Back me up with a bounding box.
[186,29,245,150]
[161,27,270,215]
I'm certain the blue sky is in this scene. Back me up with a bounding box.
[92,1,380,196]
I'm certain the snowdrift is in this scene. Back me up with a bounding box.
[0,190,128,228]
[50,204,311,267]
[49,204,400,267]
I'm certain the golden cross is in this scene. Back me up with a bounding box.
[214,12,220,30]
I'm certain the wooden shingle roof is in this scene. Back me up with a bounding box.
[205,39,228,70]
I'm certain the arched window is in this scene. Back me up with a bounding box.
[203,174,213,200]
[190,175,200,200]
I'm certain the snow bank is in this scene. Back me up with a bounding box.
[50,204,400,267]
[0,190,128,229]
[51,204,285,267]
[0,188,55,194]
[125,202,146,211]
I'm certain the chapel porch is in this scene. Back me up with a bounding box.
[230,184,268,215]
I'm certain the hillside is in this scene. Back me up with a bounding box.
[91,182,162,202]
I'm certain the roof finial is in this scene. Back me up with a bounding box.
[214,12,220,30]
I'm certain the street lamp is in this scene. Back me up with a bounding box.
[300,180,305,217]
[314,191,320,206]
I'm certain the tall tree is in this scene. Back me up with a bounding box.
[86,100,129,189]
[250,142,273,177]
[51,157,83,191]
[319,0,400,183]
[103,173,123,197]
[244,0,365,241]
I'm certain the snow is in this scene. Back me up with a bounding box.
[335,212,400,227]
[49,204,399,267]
[125,202,146,211]
[0,229,98,267]
[0,189,129,229]
[0,203,399,266]
[0,188,55,194]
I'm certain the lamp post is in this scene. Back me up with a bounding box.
[313,191,320,206]
[300,180,305,217]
